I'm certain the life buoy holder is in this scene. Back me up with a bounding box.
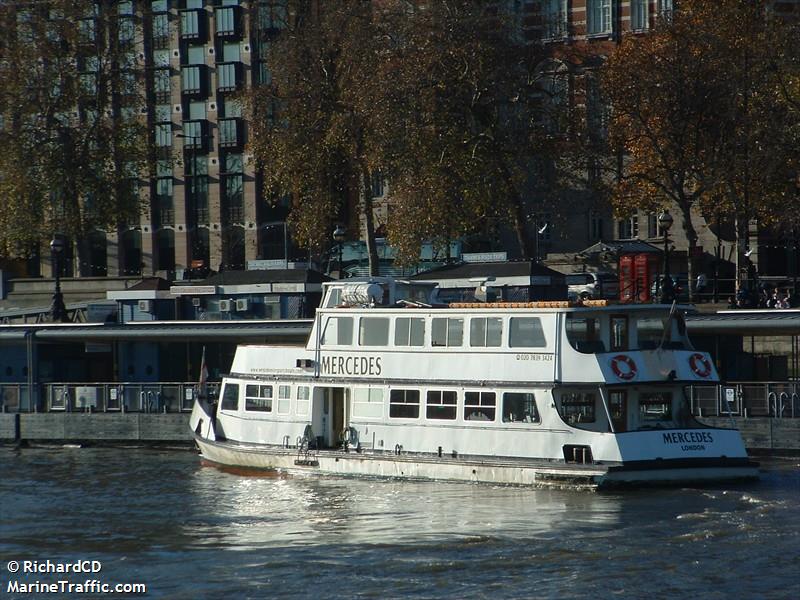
[610,354,637,380]
[689,353,712,378]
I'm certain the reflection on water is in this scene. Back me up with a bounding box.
[1,448,798,599]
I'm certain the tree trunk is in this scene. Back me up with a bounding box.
[678,202,698,304]
[359,161,380,277]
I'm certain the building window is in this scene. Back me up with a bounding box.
[464,391,496,422]
[118,16,136,43]
[215,6,239,36]
[245,384,272,412]
[657,0,674,20]
[180,9,202,39]
[431,318,463,347]
[217,62,240,91]
[590,212,604,241]
[617,214,638,239]
[389,389,420,419]
[631,0,648,30]
[469,317,503,347]
[587,0,612,35]
[543,0,568,39]
[426,390,457,420]
[358,317,390,346]
[371,171,386,198]
[586,74,609,143]
[220,383,239,411]
[181,66,203,94]
[257,0,287,30]
[502,392,540,423]
[647,213,659,238]
[394,317,425,347]
[155,123,172,147]
[219,118,240,147]
[152,1,169,13]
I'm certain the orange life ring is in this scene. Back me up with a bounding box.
[610,354,637,380]
[689,353,712,378]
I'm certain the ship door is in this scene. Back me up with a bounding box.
[608,390,627,433]
[313,387,348,448]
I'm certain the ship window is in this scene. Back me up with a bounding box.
[639,392,672,422]
[566,316,605,353]
[245,384,273,412]
[502,392,540,423]
[558,391,596,424]
[470,317,503,347]
[353,387,384,418]
[395,317,425,346]
[322,316,353,345]
[277,385,291,414]
[509,317,547,347]
[610,315,628,351]
[359,317,390,346]
[464,391,496,421]
[296,385,309,416]
[426,390,457,420]
[325,287,342,308]
[636,317,667,349]
[220,383,239,411]
[431,317,463,347]
[389,389,420,418]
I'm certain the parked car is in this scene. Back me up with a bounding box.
[566,272,619,301]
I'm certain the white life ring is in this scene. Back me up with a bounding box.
[610,354,637,380]
[689,353,712,378]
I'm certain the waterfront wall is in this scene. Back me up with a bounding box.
[699,417,800,454]
[0,413,192,444]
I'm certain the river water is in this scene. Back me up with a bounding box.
[1,447,798,599]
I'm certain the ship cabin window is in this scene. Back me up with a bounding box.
[395,317,425,346]
[220,383,239,411]
[324,287,342,308]
[296,386,310,416]
[359,317,390,346]
[245,384,273,412]
[389,389,420,418]
[432,317,463,347]
[426,390,457,420]
[639,392,672,423]
[610,315,628,351]
[277,385,291,414]
[502,392,540,423]
[353,387,384,418]
[558,391,596,425]
[470,317,503,347]
[322,316,353,346]
[566,315,606,353]
[508,317,547,347]
[464,391,496,421]
[636,315,689,350]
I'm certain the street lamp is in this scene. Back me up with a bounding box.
[658,209,675,304]
[50,235,68,322]
[332,225,346,278]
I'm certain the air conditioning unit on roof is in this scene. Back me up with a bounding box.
[235,298,249,311]
[219,299,232,312]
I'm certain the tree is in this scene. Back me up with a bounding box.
[0,1,148,273]
[602,0,799,298]
[248,1,386,275]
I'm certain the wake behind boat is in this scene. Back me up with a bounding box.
[189,277,758,490]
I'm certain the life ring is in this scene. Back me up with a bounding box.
[610,354,637,380]
[689,353,712,378]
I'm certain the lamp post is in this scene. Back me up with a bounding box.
[658,209,675,304]
[333,225,346,278]
[50,235,68,322]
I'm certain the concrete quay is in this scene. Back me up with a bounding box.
[1,413,798,454]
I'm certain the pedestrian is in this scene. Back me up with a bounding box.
[777,290,790,309]
[695,273,708,298]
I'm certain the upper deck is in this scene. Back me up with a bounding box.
[230,278,718,386]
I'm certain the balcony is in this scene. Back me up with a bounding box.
[179,9,206,42]
[214,6,241,40]
[180,120,209,152]
[180,65,208,97]
[218,117,242,148]
[216,62,242,93]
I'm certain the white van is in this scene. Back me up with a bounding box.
[566,272,619,300]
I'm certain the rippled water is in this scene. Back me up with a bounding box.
[1,447,798,599]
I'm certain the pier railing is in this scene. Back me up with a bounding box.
[0,382,220,414]
[688,382,800,419]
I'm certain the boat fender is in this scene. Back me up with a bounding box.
[689,353,712,378]
[394,443,403,456]
[341,426,358,446]
[610,354,637,380]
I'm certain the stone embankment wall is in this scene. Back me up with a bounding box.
[0,413,193,444]
[699,417,800,454]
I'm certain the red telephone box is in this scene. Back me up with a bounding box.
[619,253,660,303]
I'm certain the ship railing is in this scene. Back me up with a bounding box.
[687,382,800,419]
[0,382,220,413]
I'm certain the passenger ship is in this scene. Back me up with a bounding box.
[189,277,758,489]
